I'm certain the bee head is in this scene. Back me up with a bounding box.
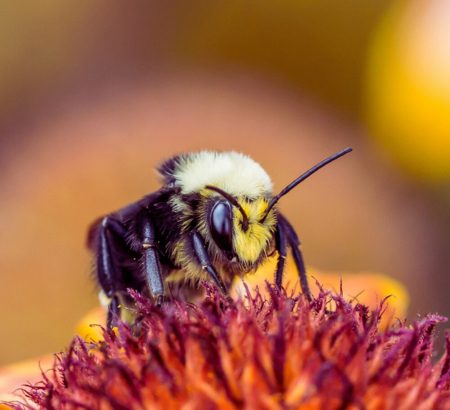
[203,147,353,268]
[205,185,277,266]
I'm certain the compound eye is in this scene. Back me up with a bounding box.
[209,200,233,253]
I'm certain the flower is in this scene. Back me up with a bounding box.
[3,282,448,410]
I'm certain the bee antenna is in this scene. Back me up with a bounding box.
[260,147,353,222]
[205,185,249,230]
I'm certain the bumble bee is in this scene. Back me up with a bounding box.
[88,148,352,327]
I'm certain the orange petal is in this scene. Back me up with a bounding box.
[0,355,53,402]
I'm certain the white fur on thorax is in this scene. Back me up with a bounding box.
[174,151,273,198]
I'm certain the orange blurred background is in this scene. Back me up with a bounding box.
[0,1,449,366]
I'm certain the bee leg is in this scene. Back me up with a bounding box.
[139,213,165,303]
[274,223,287,289]
[280,217,312,301]
[191,231,228,295]
[290,239,312,302]
[96,216,129,327]
[107,295,120,329]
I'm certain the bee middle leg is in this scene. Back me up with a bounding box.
[96,213,166,327]
[274,222,287,289]
[138,212,165,306]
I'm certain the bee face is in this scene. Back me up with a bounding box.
[233,198,277,265]
[207,193,277,269]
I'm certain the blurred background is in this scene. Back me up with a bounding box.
[0,0,449,366]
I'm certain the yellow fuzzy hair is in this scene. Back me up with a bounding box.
[167,192,277,286]
[233,198,276,264]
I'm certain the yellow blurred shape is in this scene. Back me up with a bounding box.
[365,0,450,182]
[75,307,106,343]
[75,307,134,343]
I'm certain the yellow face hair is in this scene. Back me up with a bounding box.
[232,198,277,264]
[171,190,277,280]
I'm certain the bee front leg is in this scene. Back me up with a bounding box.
[279,216,312,301]
[191,231,228,295]
[289,237,312,302]
[274,222,287,289]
